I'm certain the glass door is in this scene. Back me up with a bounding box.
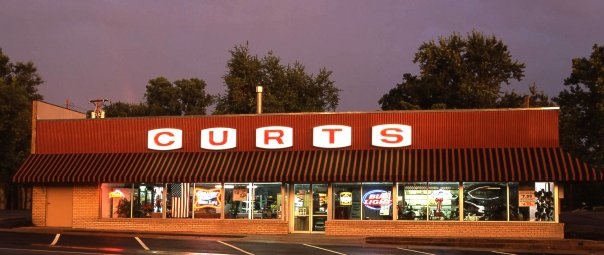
[293,184,328,233]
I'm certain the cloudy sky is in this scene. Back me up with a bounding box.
[1,0,603,112]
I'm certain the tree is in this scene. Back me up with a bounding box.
[554,44,604,171]
[104,77,214,117]
[214,44,340,114]
[379,31,526,110]
[496,83,555,108]
[0,48,44,209]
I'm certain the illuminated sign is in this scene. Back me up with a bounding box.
[362,190,392,210]
[148,128,183,151]
[147,124,412,151]
[194,188,221,209]
[313,125,352,148]
[256,126,293,149]
[371,124,412,148]
[340,192,352,206]
[201,128,237,150]
[108,189,125,198]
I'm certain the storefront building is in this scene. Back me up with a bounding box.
[14,102,602,238]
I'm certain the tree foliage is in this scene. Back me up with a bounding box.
[379,31,529,110]
[554,44,604,171]
[214,44,340,114]
[104,77,214,117]
[0,48,43,183]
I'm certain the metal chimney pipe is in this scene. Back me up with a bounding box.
[256,85,263,114]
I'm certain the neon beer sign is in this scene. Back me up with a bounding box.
[147,124,411,151]
[194,188,221,209]
[362,190,392,210]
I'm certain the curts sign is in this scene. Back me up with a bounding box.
[147,124,411,151]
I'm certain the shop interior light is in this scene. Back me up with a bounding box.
[215,184,222,188]
[223,184,234,189]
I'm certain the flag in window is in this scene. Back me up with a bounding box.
[171,183,190,218]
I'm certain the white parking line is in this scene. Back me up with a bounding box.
[134,236,150,251]
[397,247,436,255]
[50,234,61,246]
[217,240,255,255]
[302,244,347,255]
[491,251,516,255]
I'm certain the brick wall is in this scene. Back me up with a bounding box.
[33,185,564,238]
[326,220,564,239]
[31,186,46,226]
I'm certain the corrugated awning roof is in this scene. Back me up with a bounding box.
[13,148,602,184]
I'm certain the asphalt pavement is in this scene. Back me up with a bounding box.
[1,209,604,254]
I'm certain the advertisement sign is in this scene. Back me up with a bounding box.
[339,192,352,206]
[519,190,535,207]
[194,188,221,209]
[362,190,392,210]
[233,188,248,202]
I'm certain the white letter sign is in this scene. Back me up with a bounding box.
[371,124,412,148]
[313,125,351,148]
[148,128,182,151]
[201,128,236,150]
[256,126,293,149]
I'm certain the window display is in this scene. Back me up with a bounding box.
[332,183,361,220]
[509,182,554,221]
[224,183,282,219]
[463,182,507,221]
[193,183,221,219]
[361,183,393,220]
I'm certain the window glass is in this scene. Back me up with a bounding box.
[510,182,555,221]
[332,183,361,220]
[224,183,282,219]
[428,182,459,221]
[167,183,191,218]
[397,182,428,220]
[463,182,507,221]
[131,183,164,218]
[255,183,282,219]
[193,183,221,219]
[101,183,132,218]
[361,183,393,220]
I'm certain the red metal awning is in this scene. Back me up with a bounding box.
[12,148,601,184]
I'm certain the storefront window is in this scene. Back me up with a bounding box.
[361,183,393,220]
[167,183,191,218]
[397,182,428,220]
[509,182,555,221]
[428,182,459,221]
[224,183,282,219]
[101,183,133,218]
[332,183,361,220]
[463,182,507,221]
[193,183,221,219]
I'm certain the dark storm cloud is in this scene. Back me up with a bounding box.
[1,0,603,112]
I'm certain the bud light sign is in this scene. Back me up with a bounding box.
[362,190,392,210]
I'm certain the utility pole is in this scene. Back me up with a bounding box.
[90,98,110,118]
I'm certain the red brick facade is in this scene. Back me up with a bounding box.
[29,185,564,238]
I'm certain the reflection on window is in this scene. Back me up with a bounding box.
[463,182,507,221]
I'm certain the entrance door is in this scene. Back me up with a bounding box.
[292,184,328,232]
[46,186,73,227]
